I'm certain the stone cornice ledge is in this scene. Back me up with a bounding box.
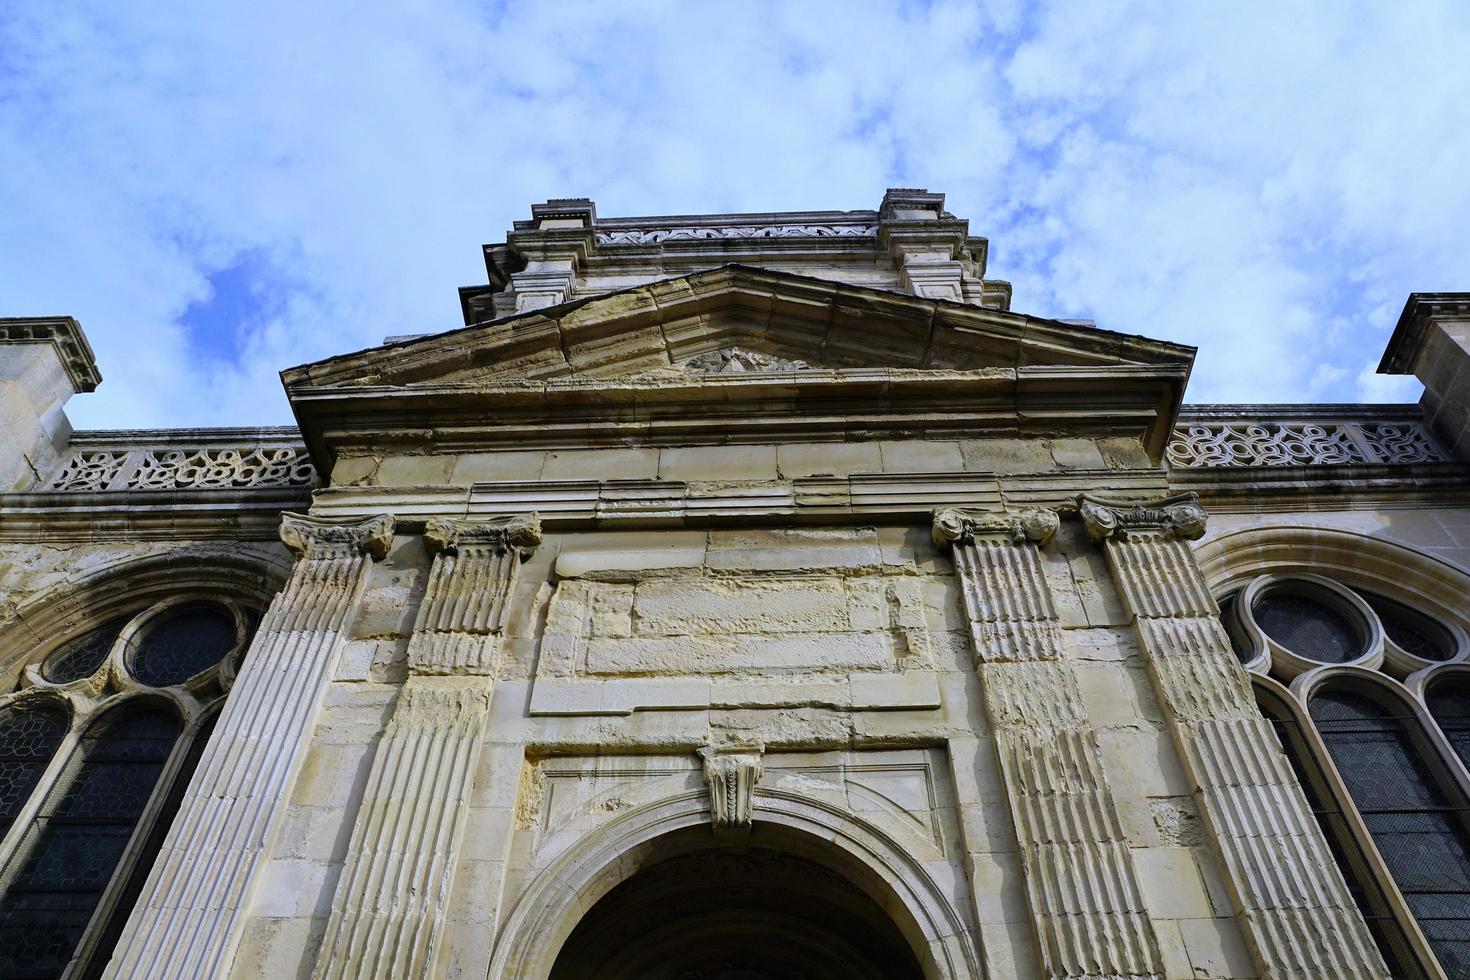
[0,316,102,392]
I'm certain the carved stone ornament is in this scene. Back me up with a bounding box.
[682,347,810,374]
[279,512,395,560]
[423,513,541,555]
[932,506,1059,548]
[698,742,764,834]
[1077,492,1207,542]
[596,224,877,247]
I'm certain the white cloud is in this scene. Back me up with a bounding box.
[0,0,1465,428]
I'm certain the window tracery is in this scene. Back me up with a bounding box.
[0,595,256,978]
[1225,566,1470,977]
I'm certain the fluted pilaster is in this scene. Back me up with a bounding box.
[312,514,539,980]
[106,512,395,980]
[935,507,1162,979]
[1079,492,1388,978]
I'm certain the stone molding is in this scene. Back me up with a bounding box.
[699,742,764,835]
[1078,490,1207,542]
[279,511,394,561]
[0,315,101,392]
[1081,492,1389,977]
[933,508,1164,977]
[105,514,395,980]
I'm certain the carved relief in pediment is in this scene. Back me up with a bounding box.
[680,347,810,374]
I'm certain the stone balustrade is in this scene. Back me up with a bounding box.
[1168,406,1450,468]
[42,429,317,491]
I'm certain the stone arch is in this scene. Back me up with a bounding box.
[487,788,983,980]
[0,546,290,687]
[1195,524,1470,638]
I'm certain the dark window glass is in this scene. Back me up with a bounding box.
[1312,689,1470,976]
[1364,593,1456,662]
[1254,590,1364,663]
[127,604,235,687]
[1218,592,1253,665]
[41,618,131,685]
[0,702,68,839]
[1428,681,1470,778]
[0,704,180,979]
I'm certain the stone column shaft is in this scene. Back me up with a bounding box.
[935,508,1162,979]
[1079,492,1388,979]
[313,514,539,980]
[105,512,394,980]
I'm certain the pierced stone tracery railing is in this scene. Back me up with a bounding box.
[44,444,317,492]
[1168,411,1450,468]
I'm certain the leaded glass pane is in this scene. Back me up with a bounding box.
[1363,593,1456,662]
[1312,688,1470,974]
[40,618,130,684]
[1254,589,1364,663]
[0,704,180,979]
[127,604,236,687]
[1428,681,1470,778]
[0,702,67,839]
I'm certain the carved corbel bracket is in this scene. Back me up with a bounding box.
[279,512,395,561]
[423,513,541,556]
[1077,492,1207,542]
[699,742,764,836]
[932,507,1059,548]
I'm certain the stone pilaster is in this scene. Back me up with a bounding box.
[934,507,1162,979]
[1078,492,1389,978]
[312,514,539,980]
[105,512,394,980]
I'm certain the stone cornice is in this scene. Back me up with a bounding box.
[423,514,541,555]
[279,512,395,560]
[0,316,102,392]
[1379,292,1470,375]
[1078,491,1207,542]
[932,506,1059,547]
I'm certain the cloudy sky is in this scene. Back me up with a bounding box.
[2,1,1466,429]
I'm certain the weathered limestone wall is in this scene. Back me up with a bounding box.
[230,507,1265,980]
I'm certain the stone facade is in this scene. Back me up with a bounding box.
[1,189,1468,979]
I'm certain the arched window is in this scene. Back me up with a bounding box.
[1311,687,1470,976]
[1255,685,1423,977]
[0,701,68,837]
[0,704,181,977]
[1427,678,1470,775]
[0,596,258,979]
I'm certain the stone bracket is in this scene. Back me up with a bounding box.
[699,742,764,837]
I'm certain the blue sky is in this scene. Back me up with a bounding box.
[2,1,1467,428]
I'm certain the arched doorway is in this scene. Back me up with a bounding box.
[548,827,925,980]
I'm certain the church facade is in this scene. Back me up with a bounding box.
[1,189,1468,979]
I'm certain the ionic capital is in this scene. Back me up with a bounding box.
[932,507,1059,548]
[1077,492,1207,542]
[424,514,541,555]
[279,512,395,561]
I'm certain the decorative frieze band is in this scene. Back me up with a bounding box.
[595,223,877,246]
[934,507,1162,979]
[1079,493,1389,978]
[1167,419,1449,468]
[105,513,395,980]
[312,515,537,980]
[45,444,318,492]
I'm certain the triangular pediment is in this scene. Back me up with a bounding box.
[282,265,1192,391]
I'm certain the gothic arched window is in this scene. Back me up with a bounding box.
[0,596,257,979]
[1310,686,1470,976]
